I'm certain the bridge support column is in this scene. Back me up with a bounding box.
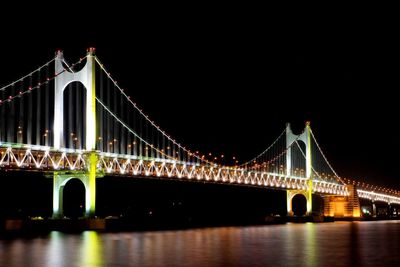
[388,204,393,217]
[52,168,97,218]
[52,172,64,219]
[287,185,312,216]
[372,202,377,217]
[87,152,97,217]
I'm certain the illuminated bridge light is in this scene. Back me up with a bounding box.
[2,51,400,220]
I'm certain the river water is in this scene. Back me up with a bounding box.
[1,221,400,266]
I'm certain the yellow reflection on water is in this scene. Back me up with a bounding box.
[46,231,64,266]
[79,231,104,267]
[304,223,317,267]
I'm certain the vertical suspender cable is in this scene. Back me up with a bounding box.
[0,84,4,141]
[69,82,74,148]
[106,76,111,153]
[126,95,131,155]
[145,121,149,158]
[139,107,143,158]
[113,83,118,154]
[162,132,165,159]
[45,64,49,146]
[120,88,125,155]
[98,64,104,152]
[27,75,32,144]
[9,83,15,143]
[133,101,137,156]
[81,80,86,150]
[18,79,24,144]
[36,70,41,145]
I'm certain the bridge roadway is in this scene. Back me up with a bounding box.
[4,143,398,205]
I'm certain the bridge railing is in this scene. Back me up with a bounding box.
[0,144,349,196]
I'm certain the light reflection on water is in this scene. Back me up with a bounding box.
[1,221,400,267]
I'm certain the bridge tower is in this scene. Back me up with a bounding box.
[52,48,97,218]
[286,121,313,215]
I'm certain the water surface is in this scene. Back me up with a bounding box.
[1,221,400,266]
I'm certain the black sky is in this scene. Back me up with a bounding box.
[0,6,398,188]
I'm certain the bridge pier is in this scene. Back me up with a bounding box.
[287,190,312,216]
[323,185,360,217]
[287,180,313,216]
[372,202,377,217]
[52,173,96,218]
[52,152,98,219]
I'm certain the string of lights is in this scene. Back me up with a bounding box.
[293,140,342,184]
[309,129,344,184]
[0,57,86,105]
[239,128,286,167]
[2,49,398,206]
[343,178,400,196]
[0,58,56,92]
[96,97,186,162]
[94,56,216,166]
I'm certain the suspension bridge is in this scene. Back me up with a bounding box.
[0,48,399,219]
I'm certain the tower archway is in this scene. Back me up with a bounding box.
[53,173,95,218]
[63,178,86,219]
[292,194,307,216]
[287,190,312,216]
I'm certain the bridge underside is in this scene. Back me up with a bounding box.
[3,145,400,219]
[0,146,349,194]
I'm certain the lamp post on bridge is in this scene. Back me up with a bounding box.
[42,129,50,146]
[113,139,117,153]
[132,141,137,156]
[68,132,79,149]
[73,137,78,149]
[97,136,102,151]
[108,139,117,153]
[17,126,23,144]
[70,132,75,149]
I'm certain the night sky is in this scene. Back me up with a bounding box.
[0,6,398,190]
